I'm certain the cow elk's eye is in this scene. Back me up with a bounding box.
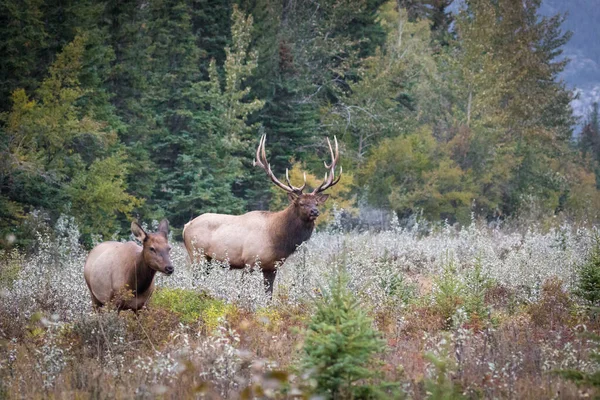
[167,246,172,252]
[150,247,156,253]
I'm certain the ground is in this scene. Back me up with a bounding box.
[0,217,598,398]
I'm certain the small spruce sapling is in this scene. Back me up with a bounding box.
[299,266,401,399]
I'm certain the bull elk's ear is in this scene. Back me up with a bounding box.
[131,221,147,242]
[287,192,299,203]
[157,219,169,239]
[315,193,330,205]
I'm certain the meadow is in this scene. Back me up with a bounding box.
[0,214,599,399]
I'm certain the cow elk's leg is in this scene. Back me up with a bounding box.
[262,269,277,299]
[91,295,103,312]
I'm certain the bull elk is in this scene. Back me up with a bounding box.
[183,135,342,296]
[84,220,173,311]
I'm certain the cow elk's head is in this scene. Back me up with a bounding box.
[131,219,174,275]
[254,135,342,222]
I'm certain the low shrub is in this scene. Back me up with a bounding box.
[0,249,23,290]
[528,277,575,330]
[201,300,237,333]
[69,311,127,360]
[150,287,212,324]
[463,258,493,322]
[124,307,182,348]
[150,288,236,331]
[556,313,600,396]
[424,339,466,400]
[255,306,282,331]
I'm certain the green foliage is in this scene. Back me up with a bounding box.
[255,306,282,331]
[323,4,436,164]
[0,0,47,112]
[137,3,263,228]
[200,299,236,332]
[150,288,234,328]
[575,237,600,307]
[431,256,495,328]
[431,259,466,326]
[463,257,493,321]
[379,267,417,305]
[299,268,399,399]
[556,312,600,396]
[150,288,211,324]
[1,34,138,243]
[0,0,597,245]
[444,0,577,217]
[361,127,475,224]
[269,161,357,226]
[424,336,466,400]
[0,249,23,289]
[66,153,140,238]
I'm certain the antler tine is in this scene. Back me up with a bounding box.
[324,136,339,169]
[312,136,342,194]
[253,135,305,194]
[285,169,306,193]
[331,165,342,186]
[253,134,265,168]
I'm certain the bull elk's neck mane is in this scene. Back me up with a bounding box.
[132,249,157,295]
[269,204,315,258]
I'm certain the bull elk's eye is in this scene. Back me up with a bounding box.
[150,247,156,253]
[167,246,172,252]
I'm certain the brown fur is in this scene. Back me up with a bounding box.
[84,220,173,311]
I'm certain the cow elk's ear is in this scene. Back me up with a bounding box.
[287,192,300,203]
[315,193,330,205]
[158,219,169,238]
[131,221,147,242]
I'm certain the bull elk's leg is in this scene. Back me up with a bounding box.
[262,269,277,298]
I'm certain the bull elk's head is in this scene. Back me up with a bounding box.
[254,135,342,222]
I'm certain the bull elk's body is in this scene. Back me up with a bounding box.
[183,135,341,296]
[84,220,173,311]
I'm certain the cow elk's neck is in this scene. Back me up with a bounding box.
[132,250,157,295]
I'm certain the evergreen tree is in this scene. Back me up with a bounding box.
[446,0,576,216]
[323,3,435,164]
[137,4,263,227]
[0,0,47,112]
[0,0,598,245]
[0,35,138,241]
[580,102,600,161]
[300,268,398,399]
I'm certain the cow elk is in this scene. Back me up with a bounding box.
[84,219,173,311]
[183,135,342,297]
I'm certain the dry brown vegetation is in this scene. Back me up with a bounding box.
[1,219,599,399]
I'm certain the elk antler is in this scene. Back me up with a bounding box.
[254,135,306,194]
[312,136,342,194]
